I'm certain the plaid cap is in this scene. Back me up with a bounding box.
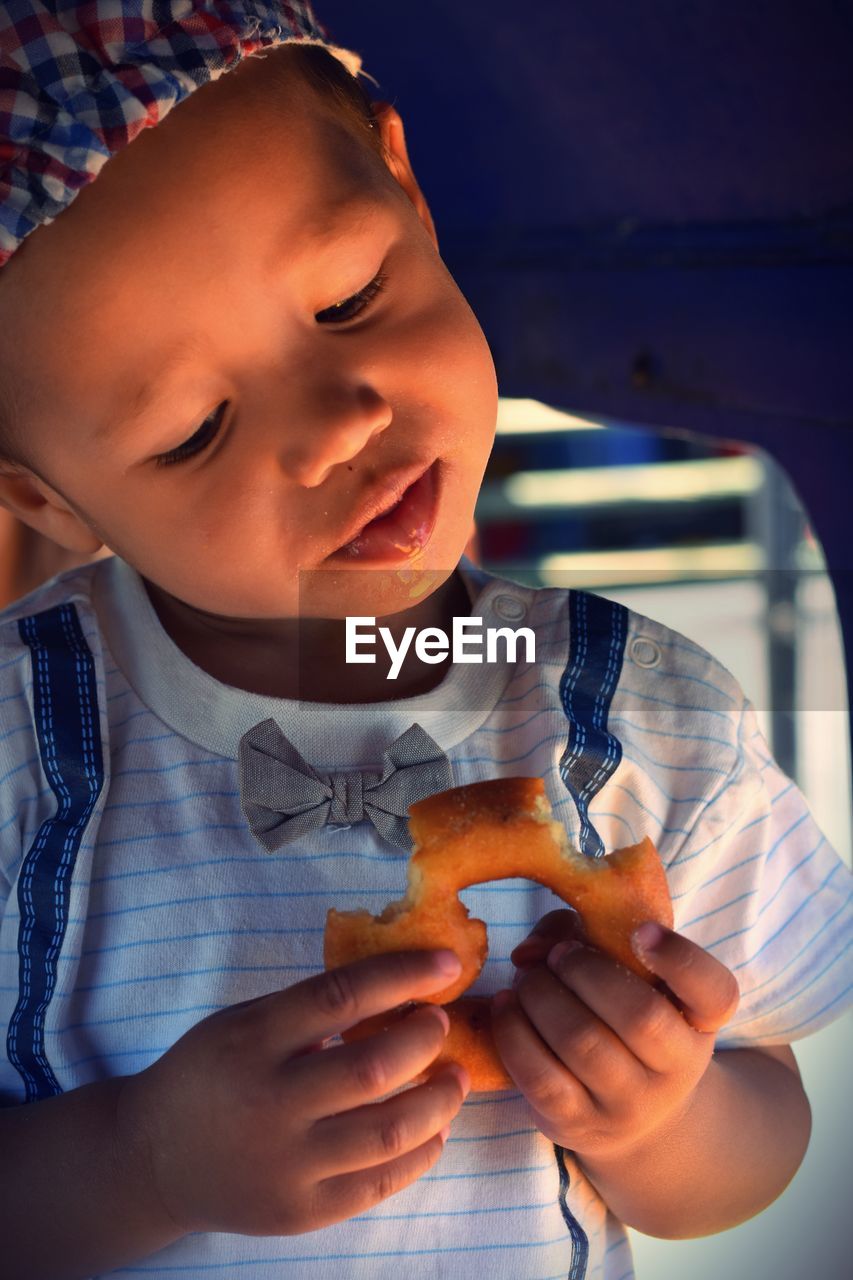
[0,1,363,269]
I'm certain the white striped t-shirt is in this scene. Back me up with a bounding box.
[0,553,850,1280]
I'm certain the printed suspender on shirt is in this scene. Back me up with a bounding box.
[7,603,104,1101]
[552,589,629,1280]
[559,590,629,858]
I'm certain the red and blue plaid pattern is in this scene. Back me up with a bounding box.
[0,1,361,268]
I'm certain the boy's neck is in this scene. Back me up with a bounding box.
[142,568,473,703]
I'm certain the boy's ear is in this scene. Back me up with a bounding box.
[0,462,104,554]
[371,101,438,251]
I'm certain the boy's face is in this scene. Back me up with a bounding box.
[0,50,498,621]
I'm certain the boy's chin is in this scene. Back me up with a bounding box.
[295,560,459,620]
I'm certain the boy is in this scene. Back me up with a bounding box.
[0,4,850,1277]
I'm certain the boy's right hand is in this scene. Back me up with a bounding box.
[114,950,469,1239]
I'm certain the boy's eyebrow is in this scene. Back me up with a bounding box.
[97,196,383,443]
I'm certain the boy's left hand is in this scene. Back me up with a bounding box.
[491,911,740,1158]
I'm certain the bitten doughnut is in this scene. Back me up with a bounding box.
[324,776,672,1091]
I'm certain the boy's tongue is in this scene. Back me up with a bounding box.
[339,462,439,561]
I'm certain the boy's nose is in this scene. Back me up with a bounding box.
[279,384,394,488]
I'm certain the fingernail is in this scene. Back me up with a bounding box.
[510,938,545,962]
[433,950,462,976]
[430,1006,451,1034]
[547,940,582,969]
[632,922,664,956]
[447,1062,471,1094]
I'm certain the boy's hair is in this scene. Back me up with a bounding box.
[288,42,386,161]
[0,43,385,474]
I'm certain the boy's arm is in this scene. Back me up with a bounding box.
[576,1041,811,1238]
[0,950,468,1280]
[492,917,815,1239]
[0,1076,183,1280]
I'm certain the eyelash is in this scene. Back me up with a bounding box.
[154,272,389,468]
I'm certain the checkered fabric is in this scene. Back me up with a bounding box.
[0,1,363,268]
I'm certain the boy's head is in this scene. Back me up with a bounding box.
[0,5,498,622]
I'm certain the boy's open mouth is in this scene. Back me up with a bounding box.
[329,460,440,563]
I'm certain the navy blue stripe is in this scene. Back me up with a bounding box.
[555,1145,589,1280]
[558,591,628,858]
[7,604,104,1101]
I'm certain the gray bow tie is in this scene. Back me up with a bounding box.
[238,719,452,852]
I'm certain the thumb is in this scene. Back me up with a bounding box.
[510,908,587,969]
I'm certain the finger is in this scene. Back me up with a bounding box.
[253,950,463,1055]
[510,909,587,968]
[317,1128,449,1225]
[630,924,740,1033]
[546,941,699,1073]
[311,1064,469,1175]
[289,1005,452,1117]
[490,988,590,1120]
[512,965,641,1099]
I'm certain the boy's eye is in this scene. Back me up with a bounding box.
[154,273,389,467]
[316,271,388,324]
[155,401,229,467]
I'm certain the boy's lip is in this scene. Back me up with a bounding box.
[327,459,440,562]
